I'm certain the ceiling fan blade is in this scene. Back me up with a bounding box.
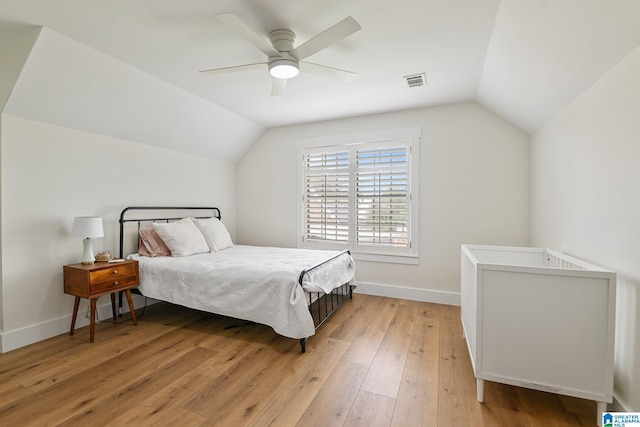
[199,62,267,75]
[300,62,357,82]
[217,13,282,58]
[292,16,361,61]
[271,78,287,96]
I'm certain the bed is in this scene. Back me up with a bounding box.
[118,206,356,352]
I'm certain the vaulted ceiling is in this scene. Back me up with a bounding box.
[1,0,639,133]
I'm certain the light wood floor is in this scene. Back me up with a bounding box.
[0,295,597,426]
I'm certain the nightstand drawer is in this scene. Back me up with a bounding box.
[91,274,138,294]
[89,263,137,283]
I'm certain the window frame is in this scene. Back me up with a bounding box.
[296,127,420,264]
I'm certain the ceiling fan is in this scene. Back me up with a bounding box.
[200,14,361,96]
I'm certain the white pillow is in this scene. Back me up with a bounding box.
[152,218,209,257]
[192,217,234,252]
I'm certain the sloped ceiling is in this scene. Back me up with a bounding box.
[3,27,263,163]
[1,0,639,144]
[0,23,40,112]
[478,0,640,132]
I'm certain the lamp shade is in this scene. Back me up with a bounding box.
[71,216,104,238]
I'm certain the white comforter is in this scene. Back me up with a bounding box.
[128,245,356,339]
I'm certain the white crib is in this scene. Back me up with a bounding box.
[461,244,616,426]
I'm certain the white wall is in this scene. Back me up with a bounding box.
[0,25,258,352]
[237,102,530,302]
[531,46,640,411]
[0,114,237,351]
[0,23,42,334]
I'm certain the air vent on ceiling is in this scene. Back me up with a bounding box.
[404,73,427,88]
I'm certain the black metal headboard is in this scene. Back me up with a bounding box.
[118,206,221,258]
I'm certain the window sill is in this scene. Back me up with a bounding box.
[300,243,419,265]
[351,252,419,265]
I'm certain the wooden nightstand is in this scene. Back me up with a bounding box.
[63,260,139,343]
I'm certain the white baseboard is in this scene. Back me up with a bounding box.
[354,281,461,306]
[0,294,148,353]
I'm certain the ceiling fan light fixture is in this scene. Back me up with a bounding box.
[269,58,300,79]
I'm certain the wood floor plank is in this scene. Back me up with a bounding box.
[516,387,586,427]
[296,360,369,427]
[391,302,440,427]
[190,323,293,378]
[437,304,484,427]
[52,304,211,365]
[185,317,256,351]
[341,297,399,366]
[328,293,377,341]
[115,407,206,427]
[420,300,441,320]
[559,395,597,426]
[188,323,339,426]
[478,381,530,427]
[0,296,600,427]
[0,382,33,411]
[17,319,183,391]
[247,335,351,426]
[360,301,418,399]
[67,347,218,426]
[109,373,212,426]
[0,334,79,375]
[344,390,396,427]
[183,334,297,419]
[0,324,213,425]
[0,355,68,389]
[208,338,322,426]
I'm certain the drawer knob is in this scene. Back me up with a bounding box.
[114,281,119,286]
[112,270,118,274]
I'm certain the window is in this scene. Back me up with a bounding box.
[297,128,420,263]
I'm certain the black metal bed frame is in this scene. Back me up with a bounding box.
[118,206,354,353]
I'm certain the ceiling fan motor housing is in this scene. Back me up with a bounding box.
[269,29,296,53]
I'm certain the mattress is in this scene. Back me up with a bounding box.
[127,245,355,339]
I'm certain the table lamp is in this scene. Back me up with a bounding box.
[71,216,104,264]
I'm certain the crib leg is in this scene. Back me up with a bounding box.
[300,337,307,353]
[476,378,484,403]
[596,401,607,427]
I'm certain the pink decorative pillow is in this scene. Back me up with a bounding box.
[138,228,171,257]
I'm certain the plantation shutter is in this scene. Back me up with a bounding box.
[299,131,416,258]
[355,143,410,249]
[303,149,350,245]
